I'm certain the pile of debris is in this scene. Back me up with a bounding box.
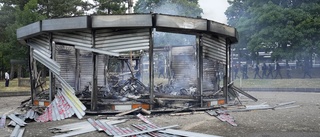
[50,113,222,137]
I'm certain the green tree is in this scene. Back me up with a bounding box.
[226,0,320,63]
[0,0,92,72]
[37,0,90,18]
[134,0,202,18]
[0,0,46,71]
[92,0,127,15]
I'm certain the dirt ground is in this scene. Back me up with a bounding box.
[1,92,320,137]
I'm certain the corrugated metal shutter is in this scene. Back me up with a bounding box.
[95,29,150,53]
[203,59,217,89]
[79,50,93,90]
[52,30,119,56]
[55,45,76,88]
[97,55,105,86]
[202,35,227,64]
[30,35,50,50]
[171,46,196,84]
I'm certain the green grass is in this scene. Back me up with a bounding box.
[232,78,320,88]
[1,76,319,92]
[0,78,30,92]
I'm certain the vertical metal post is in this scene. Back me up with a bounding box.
[227,40,231,84]
[75,49,80,91]
[223,39,231,104]
[104,55,109,86]
[168,46,172,82]
[128,0,134,72]
[29,47,35,105]
[197,35,203,107]
[149,28,154,109]
[49,33,55,102]
[91,30,98,111]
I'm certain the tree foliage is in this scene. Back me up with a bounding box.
[226,0,320,62]
[0,0,91,72]
[134,0,202,18]
[92,0,127,15]
[0,0,129,73]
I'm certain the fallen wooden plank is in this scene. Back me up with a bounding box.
[115,107,142,117]
[141,108,151,115]
[274,105,300,110]
[274,101,296,108]
[170,111,204,116]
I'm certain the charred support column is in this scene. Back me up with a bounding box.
[49,33,56,102]
[227,40,232,85]
[104,55,109,86]
[223,39,231,104]
[75,49,80,91]
[149,28,155,109]
[29,47,36,105]
[91,30,98,111]
[197,35,204,107]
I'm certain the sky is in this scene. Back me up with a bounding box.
[198,0,229,24]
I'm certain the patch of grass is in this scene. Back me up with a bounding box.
[2,76,318,92]
[0,78,30,92]
[233,78,320,88]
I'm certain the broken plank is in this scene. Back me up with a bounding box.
[274,101,296,108]
[115,107,142,117]
[274,105,300,110]
[141,108,151,115]
[206,110,218,116]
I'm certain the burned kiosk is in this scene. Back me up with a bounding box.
[17,14,239,112]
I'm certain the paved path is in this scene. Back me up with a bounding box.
[1,92,320,137]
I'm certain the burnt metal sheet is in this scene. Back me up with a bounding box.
[42,16,89,31]
[10,125,21,137]
[16,21,41,39]
[92,14,152,28]
[156,14,207,31]
[95,29,150,53]
[8,114,26,126]
[208,21,238,43]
